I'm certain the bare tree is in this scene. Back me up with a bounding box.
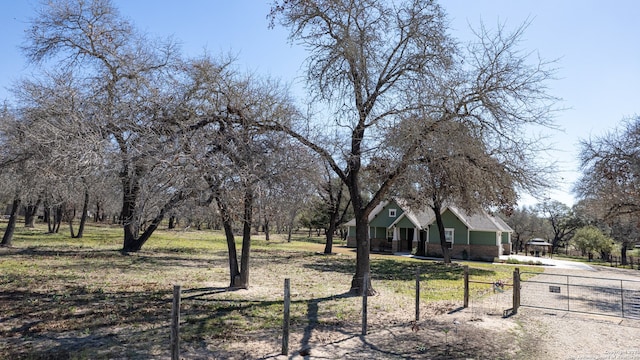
[11,70,108,238]
[270,0,557,292]
[0,108,23,246]
[312,164,352,254]
[577,117,640,216]
[389,120,522,262]
[577,116,640,262]
[535,200,582,254]
[181,56,301,289]
[502,206,550,254]
[22,0,191,252]
[0,107,48,245]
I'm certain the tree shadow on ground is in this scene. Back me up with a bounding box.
[304,257,496,281]
[299,292,355,355]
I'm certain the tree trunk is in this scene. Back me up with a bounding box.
[346,135,374,295]
[350,210,374,295]
[122,191,183,252]
[324,223,335,254]
[1,198,21,247]
[264,217,270,241]
[215,195,241,288]
[69,216,76,238]
[348,177,374,295]
[237,188,254,289]
[433,205,451,264]
[121,174,140,251]
[324,198,341,254]
[24,197,42,228]
[73,188,89,238]
[54,205,62,233]
[94,201,101,222]
[44,205,54,233]
[621,243,628,266]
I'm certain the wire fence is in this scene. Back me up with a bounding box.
[466,281,515,318]
[519,272,640,319]
[169,267,640,358]
[465,266,519,318]
[171,266,506,358]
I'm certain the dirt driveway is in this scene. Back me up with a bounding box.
[515,265,640,360]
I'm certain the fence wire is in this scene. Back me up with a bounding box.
[467,283,514,318]
[520,272,640,319]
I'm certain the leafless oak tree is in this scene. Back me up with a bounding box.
[270,0,557,293]
[577,116,640,262]
[22,0,190,252]
[180,56,302,288]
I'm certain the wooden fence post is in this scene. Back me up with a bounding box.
[512,268,520,314]
[415,267,420,322]
[282,278,290,356]
[171,284,181,360]
[463,265,469,308]
[362,274,368,336]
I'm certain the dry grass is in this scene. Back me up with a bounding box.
[0,224,540,359]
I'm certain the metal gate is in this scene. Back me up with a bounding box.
[519,272,640,319]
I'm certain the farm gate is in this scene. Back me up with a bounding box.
[519,272,640,319]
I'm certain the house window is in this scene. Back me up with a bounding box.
[445,228,454,249]
[389,209,397,217]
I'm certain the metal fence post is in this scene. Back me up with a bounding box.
[512,268,520,314]
[463,265,469,308]
[621,280,625,318]
[171,285,181,360]
[415,267,420,322]
[282,278,290,355]
[566,275,570,311]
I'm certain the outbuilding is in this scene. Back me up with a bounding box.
[525,238,553,257]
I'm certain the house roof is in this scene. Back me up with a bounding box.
[344,200,389,227]
[345,198,513,233]
[389,198,430,230]
[526,238,553,246]
[422,206,513,232]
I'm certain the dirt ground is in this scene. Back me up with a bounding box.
[210,265,640,360]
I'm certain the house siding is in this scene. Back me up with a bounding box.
[428,210,467,245]
[348,226,356,236]
[470,231,497,246]
[395,216,415,229]
[370,227,387,239]
[501,232,511,255]
[370,201,404,228]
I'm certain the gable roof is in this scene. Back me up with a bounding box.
[345,198,513,233]
[344,200,389,227]
[389,199,429,230]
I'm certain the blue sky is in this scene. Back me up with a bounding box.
[1,1,639,207]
